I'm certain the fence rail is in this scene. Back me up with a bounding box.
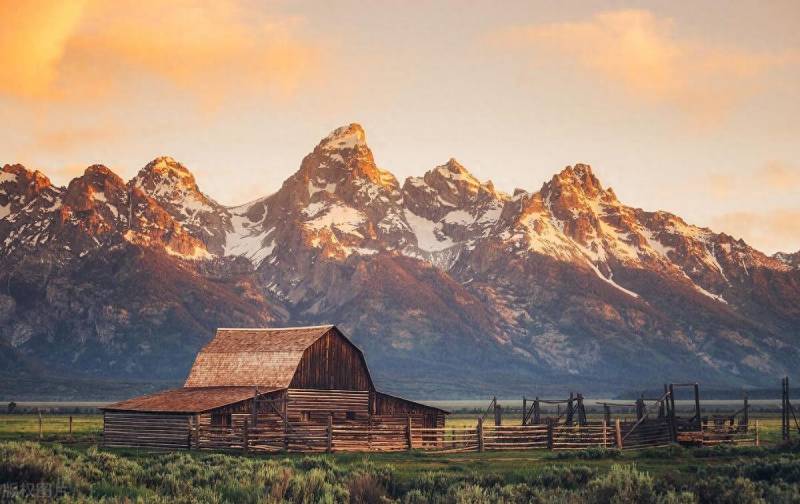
[188,416,755,454]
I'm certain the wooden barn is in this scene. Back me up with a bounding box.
[101,325,447,451]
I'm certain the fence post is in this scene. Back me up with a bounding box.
[668,384,677,442]
[693,383,702,430]
[406,416,413,450]
[187,416,193,450]
[602,420,608,448]
[243,419,249,453]
[755,420,760,447]
[615,418,623,449]
[327,414,333,453]
[477,417,484,452]
[69,416,73,438]
[522,397,527,426]
[782,377,789,441]
[546,421,553,450]
[38,410,43,440]
[566,393,574,426]
[193,415,198,450]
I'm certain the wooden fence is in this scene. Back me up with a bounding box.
[188,416,751,453]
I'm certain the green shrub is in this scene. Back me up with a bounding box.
[552,448,622,460]
[637,445,686,459]
[74,446,141,489]
[587,464,656,504]
[259,464,294,501]
[0,441,64,484]
[656,491,697,504]
[691,476,765,504]
[447,483,493,504]
[348,472,387,503]
[402,488,429,504]
[524,465,596,489]
[287,467,348,504]
[693,444,767,459]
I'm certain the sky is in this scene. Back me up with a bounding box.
[1,0,798,254]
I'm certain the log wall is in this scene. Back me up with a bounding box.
[103,411,192,449]
[287,388,370,422]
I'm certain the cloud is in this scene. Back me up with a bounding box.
[711,209,800,254]
[706,173,736,200]
[706,160,800,201]
[28,123,125,154]
[0,0,88,98]
[0,0,320,106]
[492,10,796,124]
[759,160,800,190]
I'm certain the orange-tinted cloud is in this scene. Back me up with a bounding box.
[711,209,800,254]
[0,0,88,98]
[29,123,125,154]
[706,160,800,201]
[759,160,800,190]
[492,10,796,124]
[706,173,735,200]
[0,0,320,106]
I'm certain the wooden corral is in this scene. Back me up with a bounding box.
[102,325,447,452]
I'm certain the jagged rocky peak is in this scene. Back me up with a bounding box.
[536,164,625,234]
[773,250,800,269]
[316,123,367,152]
[544,164,612,201]
[133,156,200,194]
[298,123,398,193]
[2,163,52,187]
[63,165,127,212]
[403,158,505,220]
[428,158,497,198]
[128,156,230,256]
[1,164,55,205]
[131,155,221,213]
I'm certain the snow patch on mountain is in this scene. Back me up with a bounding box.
[305,203,366,236]
[404,209,454,252]
[588,263,640,298]
[0,171,18,185]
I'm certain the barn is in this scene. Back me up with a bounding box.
[101,325,447,451]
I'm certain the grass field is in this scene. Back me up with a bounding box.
[1,412,799,502]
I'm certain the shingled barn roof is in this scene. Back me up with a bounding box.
[183,325,337,389]
[102,386,274,413]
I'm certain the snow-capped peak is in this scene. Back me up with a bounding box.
[317,123,367,152]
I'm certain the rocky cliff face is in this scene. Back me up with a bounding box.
[1,124,798,398]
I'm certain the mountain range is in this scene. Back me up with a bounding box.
[2,123,798,399]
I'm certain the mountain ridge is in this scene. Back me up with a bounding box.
[2,123,798,398]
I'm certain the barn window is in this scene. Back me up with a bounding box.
[346,411,356,420]
[211,412,232,427]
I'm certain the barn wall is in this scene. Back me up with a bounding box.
[196,389,287,429]
[289,330,372,390]
[287,388,370,424]
[103,411,192,449]
[374,392,446,428]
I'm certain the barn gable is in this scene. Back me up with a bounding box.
[183,325,373,390]
[290,327,373,390]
